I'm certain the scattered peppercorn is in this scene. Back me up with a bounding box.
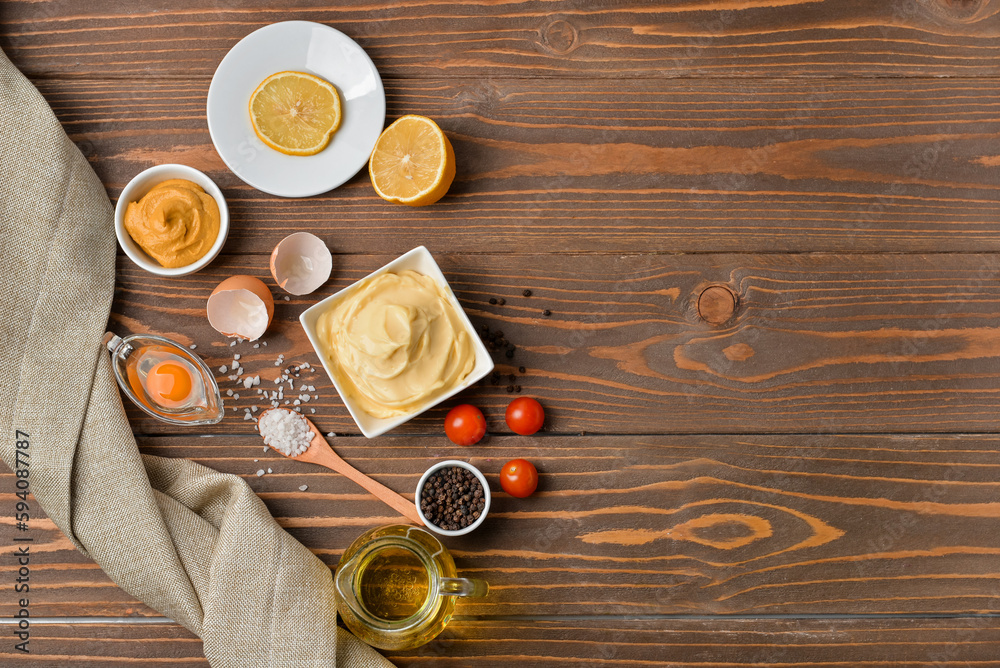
[514,385,522,393]
[506,385,514,393]
[542,309,552,317]
[523,289,532,297]
[519,366,526,374]
[497,298,506,306]
[479,325,518,361]
[420,467,486,531]
[489,297,497,305]
[508,374,516,382]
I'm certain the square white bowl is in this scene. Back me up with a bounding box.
[300,246,494,438]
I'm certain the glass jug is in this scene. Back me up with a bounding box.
[335,524,488,650]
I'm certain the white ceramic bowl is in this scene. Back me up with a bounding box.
[207,21,386,198]
[300,246,494,438]
[415,460,491,537]
[114,164,229,277]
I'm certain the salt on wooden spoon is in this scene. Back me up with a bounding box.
[258,407,423,525]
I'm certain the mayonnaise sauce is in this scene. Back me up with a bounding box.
[316,271,475,418]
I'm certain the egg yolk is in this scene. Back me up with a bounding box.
[145,360,195,408]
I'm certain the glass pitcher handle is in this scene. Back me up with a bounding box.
[439,577,488,598]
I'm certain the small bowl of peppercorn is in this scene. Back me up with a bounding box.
[416,460,491,536]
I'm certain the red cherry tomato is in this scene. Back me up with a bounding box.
[505,397,545,435]
[500,459,538,498]
[444,404,487,446]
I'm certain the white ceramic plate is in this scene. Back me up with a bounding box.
[207,21,385,198]
[300,247,495,438]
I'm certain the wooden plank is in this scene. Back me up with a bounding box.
[0,623,206,667]
[2,0,999,79]
[395,618,1000,667]
[4,433,1000,617]
[9,618,1000,667]
[32,76,1000,254]
[113,253,1000,435]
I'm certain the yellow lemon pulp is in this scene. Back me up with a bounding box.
[369,115,456,206]
[249,71,342,156]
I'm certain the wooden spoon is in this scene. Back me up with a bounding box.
[259,408,423,526]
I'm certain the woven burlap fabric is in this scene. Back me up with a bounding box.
[0,47,392,668]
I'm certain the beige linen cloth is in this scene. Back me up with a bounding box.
[0,47,393,667]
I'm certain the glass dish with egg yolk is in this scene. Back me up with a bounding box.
[108,333,224,425]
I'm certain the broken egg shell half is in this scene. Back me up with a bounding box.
[269,232,333,295]
[207,275,274,341]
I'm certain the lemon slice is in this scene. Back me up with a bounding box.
[249,71,341,156]
[369,115,456,206]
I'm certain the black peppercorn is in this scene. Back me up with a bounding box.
[420,467,486,531]
[542,309,551,317]
[522,289,532,297]
[489,297,497,305]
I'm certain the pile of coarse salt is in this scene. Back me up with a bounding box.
[258,409,313,457]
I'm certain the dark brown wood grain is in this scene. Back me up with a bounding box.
[30,76,1000,254]
[0,623,206,667]
[4,0,1000,663]
[8,616,1000,667]
[5,433,1000,618]
[2,0,999,79]
[112,253,1000,435]
[394,618,1000,667]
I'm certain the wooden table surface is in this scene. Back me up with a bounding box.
[4,0,1000,665]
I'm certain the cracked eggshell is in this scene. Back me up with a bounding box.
[207,275,274,341]
[269,232,333,295]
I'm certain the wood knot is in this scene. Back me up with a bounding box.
[697,285,737,325]
[939,0,982,8]
[542,19,579,54]
[723,343,755,362]
[920,0,991,22]
[671,513,773,550]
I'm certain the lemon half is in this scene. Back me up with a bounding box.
[369,115,456,206]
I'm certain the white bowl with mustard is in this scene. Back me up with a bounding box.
[114,163,229,277]
[300,246,494,438]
